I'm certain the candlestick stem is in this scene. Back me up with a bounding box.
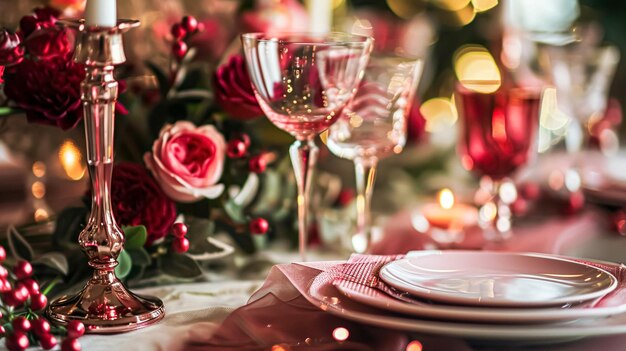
[46,19,164,334]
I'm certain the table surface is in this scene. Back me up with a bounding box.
[76,212,626,351]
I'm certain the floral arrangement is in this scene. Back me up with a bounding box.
[0,3,300,290]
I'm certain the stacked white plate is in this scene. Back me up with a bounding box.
[305,251,626,342]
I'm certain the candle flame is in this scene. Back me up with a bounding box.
[439,188,455,209]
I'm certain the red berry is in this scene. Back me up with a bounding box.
[11,316,31,333]
[248,154,267,174]
[235,133,251,148]
[170,23,186,39]
[3,285,29,307]
[38,333,57,350]
[5,332,29,351]
[0,325,5,337]
[18,278,39,295]
[249,218,269,235]
[32,318,51,337]
[0,278,11,292]
[227,139,247,159]
[61,338,81,351]
[13,261,33,280]
[0,246,6,262]
[29,293,47,311]
[171,223,188,238]
[0,265,8,279]
[171,237,190,253]
[181,16,198,32]
[66,320,85,339]
[172,41,188,60]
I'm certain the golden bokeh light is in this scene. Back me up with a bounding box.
[432,0,471,11]
[419,97,458,132]
[387,0,424,19]
[32,161,46,178]
[438,188,455,210]
[454,45,501,93]
[34,208,49,222]
[32,181,46,199]
[59,139,86,181]
[332,327,350,341]
[452,4,476,26]
[406,340,424,351]
[471,0,498,12]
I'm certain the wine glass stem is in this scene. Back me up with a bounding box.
[289,138,319,262]
[480,178,514,242]
[353,157,378,253]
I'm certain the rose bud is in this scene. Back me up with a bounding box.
[0,30,24,66]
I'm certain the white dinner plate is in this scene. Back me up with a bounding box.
[305,256,626,341]
[379,251,617,307]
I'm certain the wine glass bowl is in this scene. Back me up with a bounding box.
[455,81,541,240]
[242,32,373,260]
[327,55,423,252]
[242,33,373,140]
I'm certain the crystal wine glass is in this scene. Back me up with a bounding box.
[327,56,423,253]
[242,33,373,260]
[455,82,541,241]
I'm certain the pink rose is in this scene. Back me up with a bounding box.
[144,121,226,202]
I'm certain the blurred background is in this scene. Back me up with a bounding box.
[0,0,624,244]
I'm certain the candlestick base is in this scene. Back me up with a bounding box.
[47,276,164,334]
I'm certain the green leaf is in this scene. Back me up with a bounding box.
[0,107,23,116]
[158,253,202,279]
[52,207,88,247]
[32,252,69,276]
[123,225,147,250]
[224,200,246,224]
[128,248,151,267]
[115,249,132,279]
[185,218,222,255]
[145,60,169,97]
[7,226,34,261]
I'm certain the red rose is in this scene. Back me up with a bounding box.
[214,55,263,120]
[111,163,177,245]
[24,27,72,59]
[4,52,86,130]
[19,7,59,38]
[0,30,25,66]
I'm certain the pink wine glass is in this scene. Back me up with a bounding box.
[455,82,541,241]
[242,33,373,260]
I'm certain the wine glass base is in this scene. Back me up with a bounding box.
[47,279,164,334]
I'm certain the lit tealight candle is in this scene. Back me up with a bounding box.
[422,188,478,232]
[85,0,117,27]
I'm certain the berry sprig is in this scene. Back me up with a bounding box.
[0,245,85,351]
[169,15,202,61]
[170,222,190,253]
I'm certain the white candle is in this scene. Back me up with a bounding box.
[85,0,117,27]
[307,0,332,33]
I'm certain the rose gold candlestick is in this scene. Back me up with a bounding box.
[47,19,164,333]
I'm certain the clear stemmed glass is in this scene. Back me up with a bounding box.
[242,33,373,261]
[327,56,423,253]
[455,82,541,241]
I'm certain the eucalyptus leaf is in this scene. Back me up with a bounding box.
[184,218,223,255]
[7,226,34,261]
[32,252,69,276]
[128,248,151,267]
[224,200,246,224]
[0,107,23,116]
[123,225,147,250]
[52,207,88,247]
[115,249,132,279]
[158,253,203,279]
